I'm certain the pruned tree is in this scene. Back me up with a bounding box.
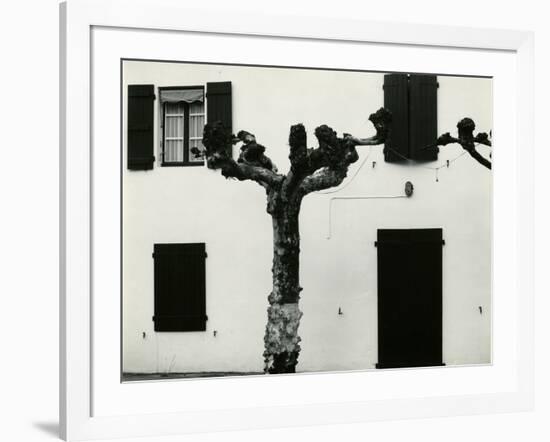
[437,117,492,169]
[195,108,391,374]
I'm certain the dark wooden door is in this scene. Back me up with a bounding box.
[376,228,444,369]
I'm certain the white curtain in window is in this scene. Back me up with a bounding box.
[164,102,185,162]
[188,101,205,162]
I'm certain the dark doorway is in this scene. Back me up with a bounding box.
[375,228,444,369]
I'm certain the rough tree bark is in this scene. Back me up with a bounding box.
[198,108,391,374]
[437,117,492,169]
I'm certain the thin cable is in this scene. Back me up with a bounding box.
[317,141,484,238]
[315,146,372,195]
[386,145,470,171]
[317,142,473,197]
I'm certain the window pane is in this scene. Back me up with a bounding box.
[166,116,183,138]
[166,102,185,114]
[164,140,184,163]
[189,101,204,115]
[189,139,205,162]
[164,102,185,163]
[189,101,205,162]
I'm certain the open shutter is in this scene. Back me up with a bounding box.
[153,243,207,332]
[127,84,155,170]
[376,229,444,368]
[206,81,232,156]
[409,75,439,161]
[383,74,409,162]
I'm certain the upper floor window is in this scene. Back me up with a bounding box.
[127,82,232,171]
[383,74,439,163]
[160,87,205,166]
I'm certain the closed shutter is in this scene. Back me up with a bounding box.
[127,84,155,170]
[206,81,232,156]
[409,75,439,161]
[383,74,409,162]
[153,243,207,332]
[376,229,444,368]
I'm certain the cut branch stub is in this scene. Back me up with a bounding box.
[288,123,308,173]
[437,117,492,170]
[294,107,392,197]
[202,121,283,187]
[236,130,277,172]
[367,107,392,144]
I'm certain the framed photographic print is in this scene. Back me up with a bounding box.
[60,0,534,440]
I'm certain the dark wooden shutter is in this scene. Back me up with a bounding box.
[376,229,444,369]
[383,74,409,162]
[409,75,439,161]
[127,84,155,170]
[153,243,207,332]
[206,81,232,156]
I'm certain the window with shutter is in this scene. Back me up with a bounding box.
[383,74,439,162]
[153,243,207,332]
[127,84,155,170]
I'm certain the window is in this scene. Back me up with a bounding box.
[160,87,206,166]
[153,243,207,332]
[126,82,232,170]
[383,74,439,162]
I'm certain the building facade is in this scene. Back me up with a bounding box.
[122,60,492,376]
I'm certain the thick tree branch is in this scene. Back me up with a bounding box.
[344,107,392,146]
[293,107,391,198]
[201,122,284,188]
[280,124,310,200]
[437,118,492,170]
[297,168,348,195]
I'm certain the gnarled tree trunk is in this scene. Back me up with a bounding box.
[264,207,302,373]
[200,108,391,374]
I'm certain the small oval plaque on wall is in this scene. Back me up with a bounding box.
[405,181,414,197]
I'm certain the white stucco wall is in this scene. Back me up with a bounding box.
[122,60,492,375]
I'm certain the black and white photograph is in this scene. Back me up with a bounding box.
[121,60,493,380]
[5,0,547,440]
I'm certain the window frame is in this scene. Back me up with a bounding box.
[159,85,206,167]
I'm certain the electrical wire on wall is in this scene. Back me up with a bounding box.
[316,146,373,195]
[315,142,490,239]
